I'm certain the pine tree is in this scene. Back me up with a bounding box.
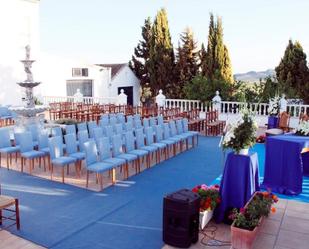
[199,43,207,75]
[175,28,199,98]
[201,14,233,83]
[275,39,309,103]
[129,18,152,100]
[148,8,175,97]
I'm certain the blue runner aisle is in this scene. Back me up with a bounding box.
[1,137,308,249]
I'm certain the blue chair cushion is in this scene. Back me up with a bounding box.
[116,153,137,162]
[69,152,85,160]
[151,142,167,149]
[103,157,126,167]
[173,134,187,140]
[52,156,76,166]
[167,137,181,142]
[161,139,176,145]
[21,150,45,159]
[128,149,148,157]
[87,162,114,172]
[40,147,50,154]
[181,132,194,138]
[140,145,157,152]
[0,146,20,153]
[188,131,199,135]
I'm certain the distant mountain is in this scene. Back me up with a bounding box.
[234,69,275,83]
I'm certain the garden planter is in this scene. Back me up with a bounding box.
[231,220,261,249]
[199,210,213,229]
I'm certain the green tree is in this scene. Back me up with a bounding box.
[201,14,233,83]
[129,17,152,102]
[175,28,199,98]
[275,39,309,103]
[148,8,175,97]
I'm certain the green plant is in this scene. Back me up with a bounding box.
[192,184,220,211]
[229,191,278,231]
[222,109,258,153]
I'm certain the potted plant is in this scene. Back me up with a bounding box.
[229,191,278,249]
[221,109,258,155]
[192,184,220,229]
[267,96,280,129]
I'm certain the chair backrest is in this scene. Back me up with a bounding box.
[93,127,104,144]
[52,127,63,137]
[145,127,154,145]
[77,130,89,152]
[100,113,109,120]
[135,128,145,149]
[87,121,97,138]
[176,119,184,134]
[116,113,125,124]
[64,133,78,154]
[98,137,111,161]
[169,121,177,136]
[149,117,156,127]
[133,114,141,121]
[109,116,117,126]
[83,140,98,166]
[134,119,142,129]
[124,131,135,152]
[38,131,49,150]
[48,136,64,159]
[0,128,12,148]
[99,117,109,128]
[27,124,39,141]
[103,125,114,139]
[77,122,87,132]
[66,124,76,135]
[182,118,189,132]
[126,115,133,124]
[109,113,116,119]
[154,125,163,142]
[114,123,123,135]
[112,134,123,156]
[163,123,171,139]
[19,132,34,153]
[125,122,133,132]
[279,111,290,129]
[157,115,164,126]
[143,118,149,128]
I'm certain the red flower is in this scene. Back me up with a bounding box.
[192,187,198,193]
[240,208,246,214]
[216,197,221,204]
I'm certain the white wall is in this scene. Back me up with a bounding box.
[0,0,40,106]
[110,66,141,106]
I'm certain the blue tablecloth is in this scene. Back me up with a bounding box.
[267,116,279,129]
[261,135,309,195]
[215,152,260,223]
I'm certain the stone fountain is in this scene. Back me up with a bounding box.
[10,45,47,126]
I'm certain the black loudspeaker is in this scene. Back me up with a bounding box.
[163,189,200,248]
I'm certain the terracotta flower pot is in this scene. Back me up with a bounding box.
[231,222,260,249]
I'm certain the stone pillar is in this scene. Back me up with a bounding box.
[74,88,83,103]
[117,89,127,105]
[279,93,287,113]
[155,89,166,108]
[212,90,222,112]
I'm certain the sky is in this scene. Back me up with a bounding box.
[39,0,309,74]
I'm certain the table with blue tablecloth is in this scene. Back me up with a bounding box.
[261,134,309,195]
[215,152,260,223]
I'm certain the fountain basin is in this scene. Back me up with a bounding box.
[9,105,48,117]
[17,82,41,88]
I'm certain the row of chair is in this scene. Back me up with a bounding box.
[0,118,198,190]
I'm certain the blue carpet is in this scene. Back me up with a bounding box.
[1,137,224,249]
[1,137,308,249]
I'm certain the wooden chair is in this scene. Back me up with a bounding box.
[299,113,309,122]
[0,186,20,230]
[279,111,291,132]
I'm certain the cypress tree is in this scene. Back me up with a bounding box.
[201,14,233,83]
[129,18,152,101]
[148,8,175,97]
[275,39,309,103]
[175,28,199,98]
[199,43,207,76]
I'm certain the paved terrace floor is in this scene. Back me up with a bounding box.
[0,136,308,249]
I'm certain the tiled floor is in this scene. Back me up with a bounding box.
[0,230,44,249]
[163,199,309,249]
